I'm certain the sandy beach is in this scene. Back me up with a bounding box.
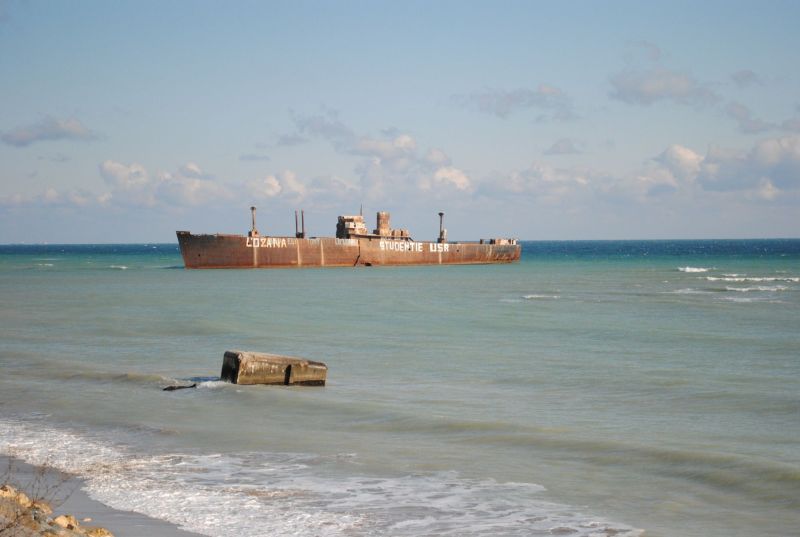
[1,455,201,537]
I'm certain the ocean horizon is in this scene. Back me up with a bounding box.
[1,239,798,537]
[4,236,800,245]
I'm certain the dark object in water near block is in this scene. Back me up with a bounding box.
[220,350,327,386]
[163,383,197,391]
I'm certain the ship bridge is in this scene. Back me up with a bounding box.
[336,211,411,240]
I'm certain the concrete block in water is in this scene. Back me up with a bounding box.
[221,350,327,386]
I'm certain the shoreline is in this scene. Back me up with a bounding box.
[1,455,203,537]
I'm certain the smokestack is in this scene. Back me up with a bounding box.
[301,210,306,238]
[438,212,447,243]
[375,211,391,236]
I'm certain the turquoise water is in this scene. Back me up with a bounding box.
[1,241,798,536]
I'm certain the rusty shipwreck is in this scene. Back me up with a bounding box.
[176,207,520,269]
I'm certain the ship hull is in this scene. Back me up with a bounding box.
[176,232,521,269]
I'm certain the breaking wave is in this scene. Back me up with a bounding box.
[718,296,785,304]
[707,276,799,283]
[669,288,711,295]
[725,285,789,293]
[678,266,710,272]
[0,418,643,537]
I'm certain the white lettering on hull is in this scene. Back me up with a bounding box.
[244,236,450,253]
[245,237,288,248]
[378,240,449,253]
[380,240,422,252]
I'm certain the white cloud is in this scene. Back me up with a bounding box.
[630,167,681,198]
[609,67,719,107]
[5,133,797,234]
[64,190,94,206]
[289,112,474,201]
[725,102,774,134]
[246,170,319,202]
[158,171,229,206]
[480,162,591,204]
[2,116,98,147]
[452,84,574,120]
[41,188,60,204]
[179,162,213,179]
[247,175,282,198]
[278,170,307,199]
[306,175,359,206]
[99,160,230,207]
[627,137,800,201]
[100,160,150,189]
[654,145,702,180]
[353,134,417,161]
[432,167,472,191]
[99,160,156,206]
[544,138,584,155]
[697,135,800,193]
[292,109,355,151]
[1,187,102,207]
[475,136,800,206]
[757,179,779,201]
[424,148,451,166]
[352,134,474,200]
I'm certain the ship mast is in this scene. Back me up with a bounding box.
[295,209,306,238]
[249,206,259,237]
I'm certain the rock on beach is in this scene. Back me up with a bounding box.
[0,483,114,537]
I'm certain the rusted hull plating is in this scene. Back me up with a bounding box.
[177,232,521,268]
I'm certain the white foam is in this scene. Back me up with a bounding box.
[707,276,799,283]
[522,294,560,300]
[0,418,642,537]
[719,296,756,303]
[197,380,229,390]
[718,295,784,304]
[109,265,128,270]
[669,288,709,295]
[678,266,710,273]
[725,285,788,293]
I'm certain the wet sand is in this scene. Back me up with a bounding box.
[1,455,203,537]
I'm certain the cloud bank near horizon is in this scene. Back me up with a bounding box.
[5,127,798,216]
[2,116,98,147]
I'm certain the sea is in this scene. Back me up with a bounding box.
[0,239,798,537]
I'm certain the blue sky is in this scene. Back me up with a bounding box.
[1,0,799,242]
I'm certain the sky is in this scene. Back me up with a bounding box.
[1,0,799,242]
